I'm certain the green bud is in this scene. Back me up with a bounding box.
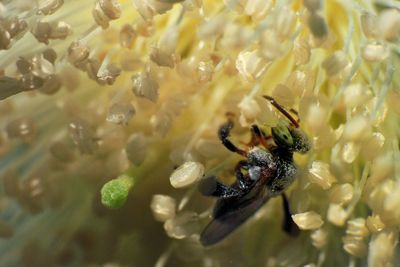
[101,174,135,209]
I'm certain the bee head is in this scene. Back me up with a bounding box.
[271,120,293,148]
[289,127,311,154]
[271,120,311,154]
[263,95,311,154]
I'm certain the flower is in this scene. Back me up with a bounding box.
[0,0,399,266]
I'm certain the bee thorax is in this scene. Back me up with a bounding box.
[248,147,275,167]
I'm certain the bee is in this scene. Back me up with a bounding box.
[198,95,311,246]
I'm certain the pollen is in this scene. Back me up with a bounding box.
[169,161,205,188]
[292,211,324,230]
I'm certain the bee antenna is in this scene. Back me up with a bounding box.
[289,108,301,125]
[263,95,299,128]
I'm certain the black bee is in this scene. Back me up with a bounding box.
[198,95,311,246]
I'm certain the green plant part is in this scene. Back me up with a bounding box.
[101,174,135,209]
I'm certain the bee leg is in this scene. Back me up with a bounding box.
[219,119,247,156]
[198,176,241,198]
[246,130,260,147]
[235,160,251,190]
[281,193,300,236]
[247,125,263,147]
[250,125,272,149]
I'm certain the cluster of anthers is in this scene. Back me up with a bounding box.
[0,0,400,267]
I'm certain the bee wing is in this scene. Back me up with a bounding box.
[200,185,270,246]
